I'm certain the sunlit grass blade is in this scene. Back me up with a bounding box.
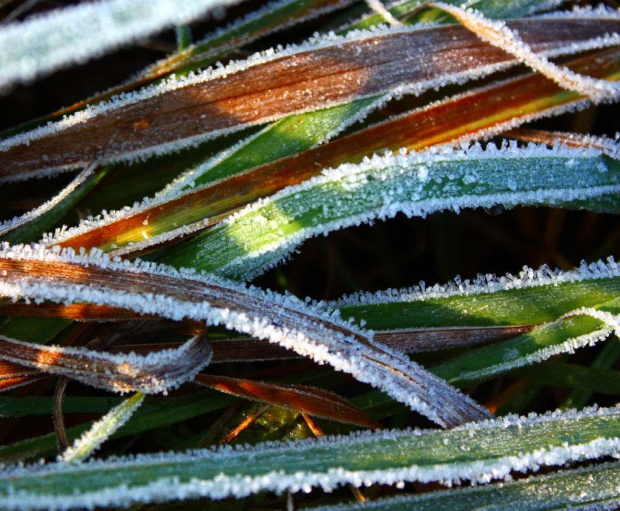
[60,392,144,463]
[0,406,618,508]
[46,47,620,256]
[0,245,491,427]
[3,16,619,180]
[310,460,620,511]
[334,258,620,331]
[195,374,380,429]
[0,328,212,394]
[0,0,241,90]
[159,145,620,280]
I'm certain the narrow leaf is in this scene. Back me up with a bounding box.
[310,461,620,511]
[0,406,618,508]
[195,374,380,429]
[0,245,491,427]
[0,0,242,89]
[60,392,145,463]
[3,16,619,179]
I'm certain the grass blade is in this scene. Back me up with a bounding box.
[3,16,619,179]
[0,406,618,508]
[159,145,620,280]
[310,461,620,510]
[60,392,145,463]
[0,0,241,89]
[0,245,491,427]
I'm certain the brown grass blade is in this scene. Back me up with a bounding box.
[0,247,492,427]
[195,373,381,429]
[504,128,620,157]
[2,17,619,180]
[0,327,212,394]
[52,47,620,255]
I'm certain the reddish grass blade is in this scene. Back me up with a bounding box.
[195,373,381,429]
[504,128,620,156]
[2,18,619,179]
[52,47,620,254]
[0,248,492,427]
[0,328,211,394]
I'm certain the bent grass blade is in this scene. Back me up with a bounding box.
[0,245,490,427]
[2,17,620,180]
[195,374,381,429]
[0,328,212,394]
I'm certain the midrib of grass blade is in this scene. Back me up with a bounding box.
[157,146,620,280]
[50,47,620,255]
[309,461,620,511]
[1,407,619,508]
[4,17,619,180]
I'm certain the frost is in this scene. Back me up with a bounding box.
[0,406,617,509]
[434,3,620,102]
[0,0,240,89]
[334,256,620,307]
[195,143,620,280]
[0,244,490,427]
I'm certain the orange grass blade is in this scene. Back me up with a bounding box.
[195,373,381,429]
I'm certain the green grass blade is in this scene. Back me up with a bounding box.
[60,392,144,463]
[159,145,620,279]
[310,461,620,510]
[0,406,619,508]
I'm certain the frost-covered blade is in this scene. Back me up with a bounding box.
[159,144,620,280]
[0,406,618,509]
[60,392,145,463]
[0,328,212,394]
[45,46,620,256]
[2,16,620,180]
[0,244,491,427]
[0,0,241,90]
[309,461,620,511]
[332,257,620,384]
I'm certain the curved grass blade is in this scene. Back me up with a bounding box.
[433,300,620,386]
[309,460,620,511]
[45,47,620,256]
[3,16,619,180]
[0,406,618,508]
[0,328,212,394]
[60,392,144,463]
[195,374,381,429]
[159,144,620,280]
[0,0,241,90]
[0,245,491,427]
